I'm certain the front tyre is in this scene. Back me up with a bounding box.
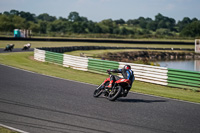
[93,84,104,97]
[107,86,122,101]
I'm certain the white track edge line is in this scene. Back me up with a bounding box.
[0,123,29,133]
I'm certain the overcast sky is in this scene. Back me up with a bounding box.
[0,0,199,22]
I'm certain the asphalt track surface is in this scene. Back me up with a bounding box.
[0,48,34,53]
[0,64,200,133]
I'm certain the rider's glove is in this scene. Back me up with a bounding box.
[107,69,110,73]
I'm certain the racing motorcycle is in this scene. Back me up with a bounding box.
[93,71,131,101]
[4,44,15,51]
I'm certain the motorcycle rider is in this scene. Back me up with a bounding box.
[105,65,134,89]
[4,44,15,51]
[22,43,31,50]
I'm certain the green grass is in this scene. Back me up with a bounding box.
[0,52,107,84]
[0,126,19,133]
[0,52,200,103]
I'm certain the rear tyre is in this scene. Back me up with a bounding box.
[107,85,122,101]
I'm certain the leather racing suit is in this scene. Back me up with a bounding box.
[106,68,135,88]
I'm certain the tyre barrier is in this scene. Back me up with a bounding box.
[38,46,194,53]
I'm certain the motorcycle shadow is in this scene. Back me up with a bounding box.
[116,98,167,103]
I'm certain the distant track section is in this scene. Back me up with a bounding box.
[0,48,34,53]
[0,37,194,45]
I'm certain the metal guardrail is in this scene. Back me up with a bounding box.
[88,59,119,74]
[45,51,63,65]
[63,54,88,71]
[34,49,45,62]
[168,69,200,91]
[34,48,200,91]
[119,62,168,86]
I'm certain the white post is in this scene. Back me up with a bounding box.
[195,39,200,53]
[194,60,200,72]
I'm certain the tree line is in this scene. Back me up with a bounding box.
[0,9,200,38]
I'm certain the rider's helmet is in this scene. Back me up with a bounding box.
[124,65,131,70]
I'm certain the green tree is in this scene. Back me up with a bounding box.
[50,20,69,33]
[192,18,198,22]
[58,17,68,21]
[177,17,192,32]
[158,20,167,28]
[147,21,157,31]
[38,21,48,34]
[180,21,200,37]
[155,13,176,31]
[10,9,19,15]
[70,22,86,33]
[155,13,164,22]
[19,11,36,22]
[3,11,10,16]
[12,15,26,29]
[127,19,139,25]
[68,11,81,22]
[29,22,40,33]
[138,17,147,28]
[114,19,125,25]
[0,15,14,31]
[37,13,57,22]
[98,19,117,33]
[119,27,129,35]
[156,28,173,36]
[89,22,102,33]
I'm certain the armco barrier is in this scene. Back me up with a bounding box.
[34,48,45,62]
[167,69,200,91]
[88,59,119,74]
[63,54,88,71]
[119,62,168,86]
[45,51,63,65]
[34,48,200,91]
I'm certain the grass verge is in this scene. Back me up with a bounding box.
[0,52,200,103]
[0,126,19,133]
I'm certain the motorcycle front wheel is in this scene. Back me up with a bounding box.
[93,83,104,97]
[107,86,122,101]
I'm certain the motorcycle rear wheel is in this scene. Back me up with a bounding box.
[107,86,122,101]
